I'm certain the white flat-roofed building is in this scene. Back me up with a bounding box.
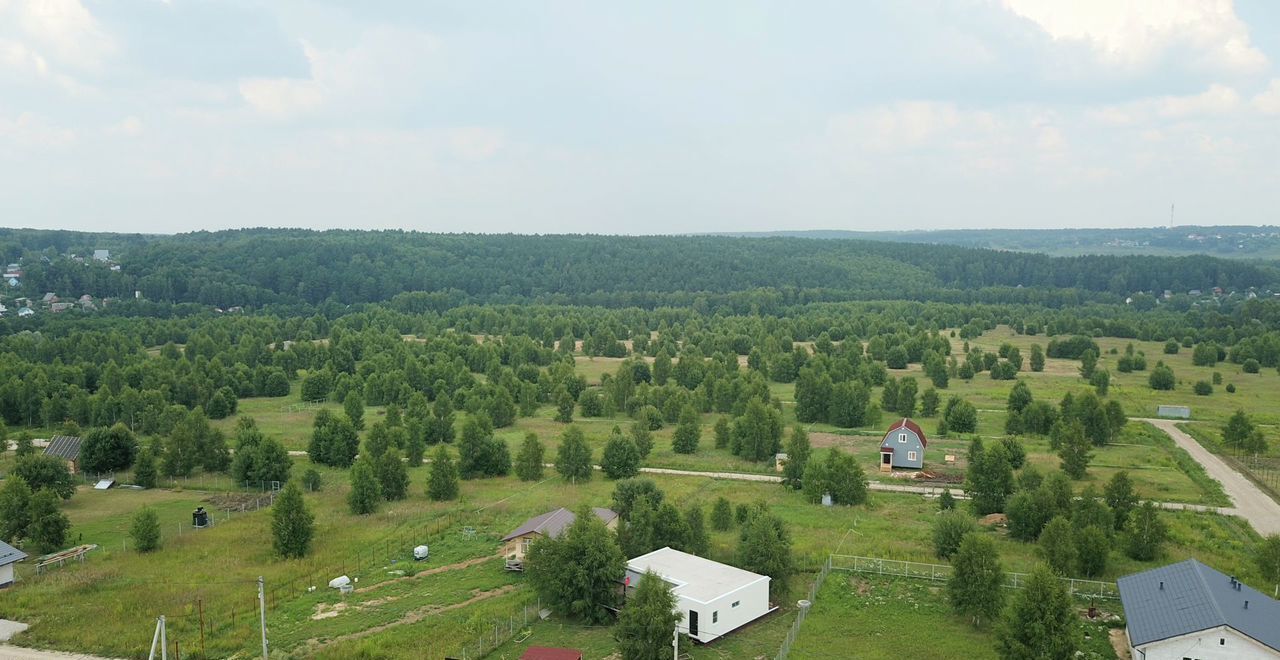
[625,547,774,643]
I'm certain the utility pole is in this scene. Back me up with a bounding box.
[673,623,679,660]
[258,576,269,660]
[148,615,167,660]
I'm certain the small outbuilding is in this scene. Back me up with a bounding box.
[626,547,773,644]
[1117,558,1280,659]
[519,648,582,660]
[879,418,926,471]
[1156,405,1191,419]
[0,539,28,588]
[501,507,618,569]
[43,435,83,475]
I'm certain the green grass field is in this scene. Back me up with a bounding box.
[3,326,1278,658]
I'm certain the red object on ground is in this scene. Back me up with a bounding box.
[520,647,583,660]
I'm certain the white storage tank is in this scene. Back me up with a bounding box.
[413,545,430,561]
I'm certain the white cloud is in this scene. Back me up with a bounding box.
[1001,0,1267,75]
[1157,83,1241,117]
[106,115,143,137]
[239,28,440,120]
[0,110,74,147]
[0,0,115,71]
[1253,80,1280,115]
[827,102,968,151]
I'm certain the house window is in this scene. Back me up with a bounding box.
[907,451,917,461]
[521,539,531,554]
[898,433,907,443]
[731,601,740,608]
[712,611,718,623]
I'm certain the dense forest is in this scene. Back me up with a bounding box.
[728,226,1280,259]
[3,228,1278,310]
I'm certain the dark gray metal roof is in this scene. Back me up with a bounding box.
[43,435,82,461]
[0,539,28,566]
[501,507,617,542]
[1117,559,1280,650]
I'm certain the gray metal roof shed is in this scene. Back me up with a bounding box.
[43,435,83,462]
[1117,559,1280,651]
[0,539,28,567]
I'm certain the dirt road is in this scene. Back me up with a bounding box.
[0,647,118,660]
[1139,418,1280,537]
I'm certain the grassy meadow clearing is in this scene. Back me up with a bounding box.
[3,325,1279,658]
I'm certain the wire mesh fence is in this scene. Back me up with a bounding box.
[446,598,544,660]
[774,555,831,660]
[828,554,1119,600]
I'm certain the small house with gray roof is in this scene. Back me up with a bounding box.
[501,507,618,569]
[43,435,83,475]
[1117,558,1280,659]
[0,539,27,588]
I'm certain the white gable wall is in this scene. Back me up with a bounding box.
[0,563,13,588]
[1132,624,1280,660]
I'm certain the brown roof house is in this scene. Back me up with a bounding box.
[502,507,618,570]
[43,435,84,475]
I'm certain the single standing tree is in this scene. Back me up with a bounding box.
[27,488,70,554]
[80,423,139,474]
[948,534,1005,627]
[630,423,654,458]
[938,489,956,511]
[0,477,33,543]
[1075,525,1110,578]
[964,440,1014,515]
[556,426,594,482]
[1055,420,1093,479]
[515,432,545,481]
[781,426,811,490]
[272,481,315,558]
[526,504,626,624]
[714,416,731,449]
[932,510,976,559]
[602,431,641,479]
[995,564,1080,660]
[1125,501,1167,561]
[13,455,75,500]
[711,497,733,531]
[555,386,575,423]
[737,513,794,599]
[612,478,665,520]
[1038,516,1076,575]
[614,568,681,660]
[1104,471,1137,531]
[683,504,709,556]
[375,448,410,500]
[825,448,868,505]
[130,507,161,553]
[347,459,382,515]
[671,405,701,454]
[344,390,365,430]
[133,447,159,489]
[426,445,459,501]
[1029,344,1045,372]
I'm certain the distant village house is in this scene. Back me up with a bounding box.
[879,418,927,471]
[501,507,618,570]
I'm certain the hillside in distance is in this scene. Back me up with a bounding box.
[2,228,1278,310]
[722,226,1280,259]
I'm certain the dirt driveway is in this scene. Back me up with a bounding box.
[1139,418,1280,537]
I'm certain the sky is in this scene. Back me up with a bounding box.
[1,0,1279,235]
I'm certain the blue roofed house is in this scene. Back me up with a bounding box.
[879,418,926,471]
[1117,558,1280,659]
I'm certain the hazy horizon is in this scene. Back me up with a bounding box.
[3,1,1279,234]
